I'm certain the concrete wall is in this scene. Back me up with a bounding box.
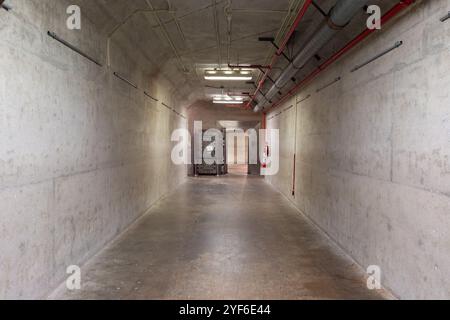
[0,0,187,299]
[266,0,450,299]
[187,101,262,131]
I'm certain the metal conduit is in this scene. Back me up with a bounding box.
[254,0,368,112]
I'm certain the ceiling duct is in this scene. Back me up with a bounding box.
[254,0,368,112]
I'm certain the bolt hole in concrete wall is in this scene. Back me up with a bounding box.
[0,0,188,299]
[266,0,450,299]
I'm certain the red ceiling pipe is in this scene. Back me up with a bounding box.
[267,0,415,112]
[245,0,314,109]
[277,0,314,56]
[262,112,267,130]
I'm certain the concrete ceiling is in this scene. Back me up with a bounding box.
[77,0,402,108]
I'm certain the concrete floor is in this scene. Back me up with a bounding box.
[52,175,389,300]
[228,164,249,175]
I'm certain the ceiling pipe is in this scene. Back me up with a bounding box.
[265,0,416,113]
[254,0,368,112]
[227,64,271,70]
[276,0,313,56]
[246,0,314,110]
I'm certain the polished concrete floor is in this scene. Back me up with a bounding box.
[227,164,249,175]
[53,175,389,300]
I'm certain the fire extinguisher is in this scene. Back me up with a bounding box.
[261,145,270,168]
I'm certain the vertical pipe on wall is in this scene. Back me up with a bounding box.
[292,102,299,197]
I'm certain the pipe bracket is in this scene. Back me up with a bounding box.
[440,11,450,22]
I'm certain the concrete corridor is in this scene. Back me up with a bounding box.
[3,0,450,301]
[52,176,387,300]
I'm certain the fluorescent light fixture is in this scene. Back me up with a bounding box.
[213,100,244,104]
[206,70,217,74]
[205,76,253,81]
[213,95,230,100]
[240,71,251,75]
[205,69,253,81]
[212,94,247,103]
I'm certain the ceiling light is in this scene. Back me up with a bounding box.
[213,100,244,104]
[240,71,251,75]
[213,95,232,100]
[205,76,253,81]
[213,95,246,102]
[206,70,217,74]
[205,69,253,81]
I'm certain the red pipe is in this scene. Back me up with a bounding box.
[245,0,314,109]
[262,112,267,130]
[277,0,314,56]
[267,0,415,112]
[292,154,296,196]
